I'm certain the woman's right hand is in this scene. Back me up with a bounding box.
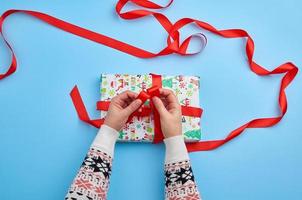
[152,89,182,138]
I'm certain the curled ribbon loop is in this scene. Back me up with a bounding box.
[115,0,206,56]
[177,33,207,55]
[0,0,299,152]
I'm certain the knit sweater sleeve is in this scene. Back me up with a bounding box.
[65,125,119,200]
[164,136,201,200]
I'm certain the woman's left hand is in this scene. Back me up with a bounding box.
[104,90,142,131]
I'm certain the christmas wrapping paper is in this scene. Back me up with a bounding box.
[99,74,201,142]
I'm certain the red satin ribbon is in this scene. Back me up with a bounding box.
[70,86,105,128]
[0,0,298,152]
[149,74,164,143]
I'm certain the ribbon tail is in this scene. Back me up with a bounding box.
[70,86,104,128]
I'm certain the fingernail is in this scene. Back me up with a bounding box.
[136,99,142,105]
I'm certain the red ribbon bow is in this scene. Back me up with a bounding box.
[129,85,160,121]
[136,85,161,104]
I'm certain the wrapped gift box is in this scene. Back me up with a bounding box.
[99,74,201,142]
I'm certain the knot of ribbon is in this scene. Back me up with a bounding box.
[136,85,161,104]
[131,85,161,121]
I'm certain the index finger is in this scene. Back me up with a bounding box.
[159,88,178,104]
[114,90,138,102]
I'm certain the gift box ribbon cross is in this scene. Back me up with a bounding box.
[71,73,203,144]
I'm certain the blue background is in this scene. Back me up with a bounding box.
[0,0,301,199]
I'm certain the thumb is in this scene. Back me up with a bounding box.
[124,99,142,116]
[152,96,167,115]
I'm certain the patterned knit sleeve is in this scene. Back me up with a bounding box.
[164,136,201,200]
[65,125,119,200]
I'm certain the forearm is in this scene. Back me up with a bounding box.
[65,125,119,200]
[164,136,201,200]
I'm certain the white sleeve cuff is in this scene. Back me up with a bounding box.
[91,125,119,157]
[163,135,189,164]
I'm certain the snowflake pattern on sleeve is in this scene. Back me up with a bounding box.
[65,148,112,200]
[165,160,201,200]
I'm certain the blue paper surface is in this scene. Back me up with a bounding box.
[0,0,301,199]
